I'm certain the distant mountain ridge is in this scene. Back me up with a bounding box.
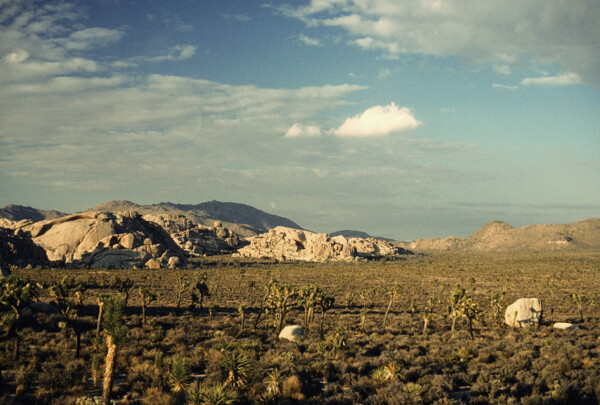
[330,230,394,241]
[0,204,67,222]
[398,218,600,252]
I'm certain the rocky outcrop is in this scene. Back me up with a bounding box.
[1,211,185,269]
[0,226,48,267]
[143,214,245,256]
[505,298,543,328]
[234,226,410,262]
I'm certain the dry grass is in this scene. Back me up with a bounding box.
[1,251,599,404]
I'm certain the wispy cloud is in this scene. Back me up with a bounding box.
[521,72,581,86]
[492,83,518,90]
[146,45,198,62]
[281,0,600,85]
[297,34,323,46]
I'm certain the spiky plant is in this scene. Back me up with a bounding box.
[264,368,283,398]
[102,295,127,405]
[168,355,192,394]
[186,382,236,405]
[221,351,251,387]
[174,275,189,315]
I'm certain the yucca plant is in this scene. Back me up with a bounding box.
[102,295,127,405]
[168,355,192,394]
[221,351,251,387]
[264,368,283,398]
[186,381,236,405]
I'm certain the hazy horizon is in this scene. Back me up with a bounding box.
[1,1,599,240]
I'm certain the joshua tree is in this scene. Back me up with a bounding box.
[383,284,402,329]
[174,275,189,315]
[0,275,39,360]
[448,284,482,339]
[265,281,298,333]
[487,290,506,327]
[48,276,86,358]
[139,285,158,325]
[316,290,335,339]
[111,276,134,307]
[252,277,277,330]
[298,285,318,332]
[571,291,586,322]
[102,295,127,405]
[95,293,110,338]
[422,296,435,335]
[194,272,210,309]
[238,304,246,332]
[448,284,465,335]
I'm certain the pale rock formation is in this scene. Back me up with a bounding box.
[144,214,245,257]
[505,298,543,328]
[234,226,410,262]
[145,258,161,269]
[279,325,305,342]
[2,211,183,268]
[553,322,578,330]
[168,256,180,268]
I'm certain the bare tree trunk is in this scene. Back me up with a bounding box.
[103,335,117,405]
[96,302,104,337]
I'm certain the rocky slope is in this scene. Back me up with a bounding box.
[234,226,411,262]
[398,218,600,252]
[0,204,67,222]
[89,200,302,237]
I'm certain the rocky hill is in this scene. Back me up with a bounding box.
[0,204,67,222]
[235,226,411,262]
[330,230,393,241]
[89,200,302,237]
[398,218,600,252]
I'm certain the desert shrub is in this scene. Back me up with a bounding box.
[282,374,305,401]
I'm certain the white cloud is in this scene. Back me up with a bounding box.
[521,72,581,86]
[334,102,421,137]
[283,0,600,85]
[285,123,323,138]
[298,34,323,46]
[61,27,123,50]
[492,83,518,91]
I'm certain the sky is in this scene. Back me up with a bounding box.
[0,0,599,240]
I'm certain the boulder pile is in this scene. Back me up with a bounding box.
[0,211,185,268]
[234,226,410,262]
[143,215,245,256]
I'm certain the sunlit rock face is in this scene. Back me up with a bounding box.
[234,226,410,262]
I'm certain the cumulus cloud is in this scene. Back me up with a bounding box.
[282,0,600,85]
[334,102,421,137]
[521,72,582,86]
[285,123,322,138]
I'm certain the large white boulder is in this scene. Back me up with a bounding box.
[553,322,578,330]
[505,298,543,328]
[279,325,305,342]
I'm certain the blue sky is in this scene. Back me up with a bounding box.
[1,0,598,240]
